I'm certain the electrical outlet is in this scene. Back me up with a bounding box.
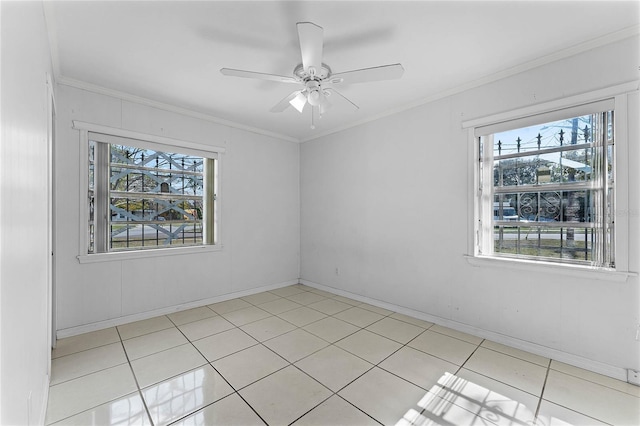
[335,267,340,276]
[628,369,640,386]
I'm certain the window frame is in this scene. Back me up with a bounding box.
[74,121,225,263]
[463,83,637,281]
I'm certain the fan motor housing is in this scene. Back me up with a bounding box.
[294,63,332,82]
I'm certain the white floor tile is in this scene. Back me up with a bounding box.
[408,329,478,365]
[142,365,234,426]
[335,329,402,364]
[306,288,338,297]
[117,316,175,340]
[178,315,235,341]
[334,306,385,328]
[130,343,207,388]
[277,306,328,327]
[241,291,282,305]
[269,285,307,297]
[366,316,425,344]
[536,400,608,426]
[303,316,359,343]
[339,367,429,425]
[192,328,258,362]
[481,340,550,367]
[408,391,496,426]
[212,344,289,390]
[256,297,302,315]
[52,327,120,359]
[429,324,483,345]
[358,302,394,316]
[307,298,353,315]
[46,364,137,425]
[331,295,362,305]
[240,365,332,425]
[51,342,127,385]
[550,360,640,398]
[464,347,547,396]
[263,328,329,362]
[47,296,638,426]
[220,306,272,326]
[207,298,252,314]
[293,395,378,426]
[239,315,297,341]
[49,392,151,425]
[171,393,265,426]
[437,368,539,425]
[167,307,217,326]
[122,327,188,360]
[390,312,434,329]
[543,369,640,425]
[379,346,458,391]
[285,291,328,305]
[295,345,373,392]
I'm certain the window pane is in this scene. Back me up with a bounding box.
[493,226,594,262]
[479,108,614,267]
[88,138,213,253]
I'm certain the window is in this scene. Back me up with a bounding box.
[475,100,615,268]
[86,131,218,254]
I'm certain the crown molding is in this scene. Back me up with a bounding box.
[49,22,638,145]
[56,76,300,143]
[301,25,640,143]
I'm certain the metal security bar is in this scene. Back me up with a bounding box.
[88,139,216,253]
[479,110,614,266]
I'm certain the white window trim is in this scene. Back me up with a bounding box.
[463,82,639,282]
[73,121,225,263]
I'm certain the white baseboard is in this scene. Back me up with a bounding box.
[299,279,628,382]
[56,279,298,339]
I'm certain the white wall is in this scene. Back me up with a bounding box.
[54,85,300,333]
[301,35,640,377]
[0,2,54,424]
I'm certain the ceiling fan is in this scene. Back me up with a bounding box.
[220,22,404,129]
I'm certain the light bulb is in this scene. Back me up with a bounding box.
[307,89,320,106]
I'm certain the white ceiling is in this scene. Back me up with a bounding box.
[46,1,639,142]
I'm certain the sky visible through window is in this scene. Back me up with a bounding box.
[493,114,594,157]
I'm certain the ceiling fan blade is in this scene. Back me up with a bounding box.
[326,88,359,110]
[319,94,331,115]
[297,22,323,75]
[270,91,302,113]
[220,68,299,84]
[330,63,404,85]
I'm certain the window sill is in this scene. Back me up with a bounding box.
[77,244,223,264]
[464,255,637,283]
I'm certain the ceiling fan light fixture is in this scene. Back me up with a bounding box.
[289,91,307,113]
[220,22,404,129]
[307,89,321,106]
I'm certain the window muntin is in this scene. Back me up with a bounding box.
[88,134,217,254]
[477,107,614,267]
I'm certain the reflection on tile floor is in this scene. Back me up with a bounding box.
[46,284,640,425]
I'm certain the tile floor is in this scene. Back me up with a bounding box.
[46,284,640,425]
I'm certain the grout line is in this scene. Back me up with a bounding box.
[333,394,385,426]
[58,286,622,426]
[533,359,553,425]
[169,315,271,425]
[460,338,485,367]
[115,326,155,426]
